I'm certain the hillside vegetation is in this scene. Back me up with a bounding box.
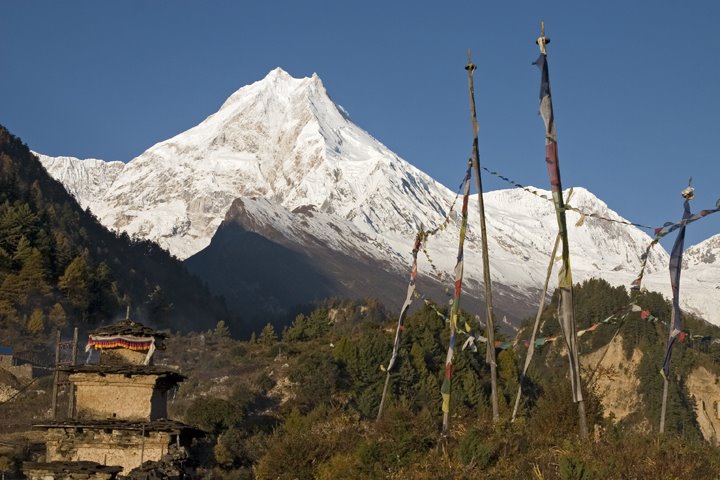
[159,280,720,479]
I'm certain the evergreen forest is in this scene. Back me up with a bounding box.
[0,125,233,361]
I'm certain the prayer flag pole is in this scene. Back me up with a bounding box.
[377,231,424,421]
[511,188,574,422]
[659,182,694,433]
[465,50,499,422]
[534,21,588,438]
[441,164,472,436]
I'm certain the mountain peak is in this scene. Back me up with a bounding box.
[217,68,327,116]
[265,66,292,80]
[36,70,720,326]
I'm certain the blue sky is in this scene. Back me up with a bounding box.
[2,1,718,249]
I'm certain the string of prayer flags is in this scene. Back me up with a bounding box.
[441,165,472,431]
[381,232,423,375]
[481,166,654,231]
[576,323,599,337]
[632,197,720,291]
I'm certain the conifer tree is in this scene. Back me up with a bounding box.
[26,308,45,334]
[48,303,67,328]
[3,248,50,307]
[214,320,231,340]
[0,202,39,251]
[59,255,90,313]
[259,323,278,346]
[11,235,32,267]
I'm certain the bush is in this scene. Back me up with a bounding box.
[185,397,243,434]
[458,428,495,468]
[559,455,594,480]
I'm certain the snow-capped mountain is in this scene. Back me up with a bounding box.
[37,155,124,208]
[644,234,720,324]
[37,68,717,325]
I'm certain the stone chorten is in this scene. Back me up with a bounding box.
[25,319,203,479]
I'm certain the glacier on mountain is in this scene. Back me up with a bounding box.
[36,68,718,325]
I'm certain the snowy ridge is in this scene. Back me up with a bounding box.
[36,154,125,210]
[223,197,395,264]
[37,68,719,325]
[644,234,720,324]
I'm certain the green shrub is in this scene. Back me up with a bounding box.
[458,428,495,468]
[559,455,594,480]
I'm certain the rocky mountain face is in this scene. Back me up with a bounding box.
[37,68,718,326]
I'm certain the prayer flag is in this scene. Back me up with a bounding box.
[662,199,691,378]
[534,51,583,403]
[441,166,472,429]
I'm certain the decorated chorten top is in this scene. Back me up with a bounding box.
[86,319,167,366]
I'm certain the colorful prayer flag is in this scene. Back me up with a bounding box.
[662,199,692,378]
[441,166,472,428]
[534,50,583,403]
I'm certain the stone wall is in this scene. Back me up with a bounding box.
[1,363,33,381]
[70,373,167,421]
[24,461,121,480]
[0,354,12,367]
[99,349,149,366]
[45,428,176,475]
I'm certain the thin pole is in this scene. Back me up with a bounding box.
[378,373,392,421]
[140,424,146,465]
[377,233,423,421]
[535,22,588,438]
[67,327,78,418]
[511,188,573,422]
[51,329,60,420]
[660,376,669,433]
[659,188,693,433]
[441,165,472,436]
[466,49,499,423]
[659,299,677,434]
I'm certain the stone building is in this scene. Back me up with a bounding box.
[0,345,34,381]
[25,320,203,479]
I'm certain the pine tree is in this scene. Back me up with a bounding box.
[52,231,74,273]
[48,303,67,328]
[26,308,45,334]
[59,255,89,312]
[214,320,231,340]
[2,248,50,308]
[12,235,32,267]
[0,202,39,252]
[260,323,278,346]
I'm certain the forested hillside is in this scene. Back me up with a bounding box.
[0,125,234,360]
[157,280,720,479]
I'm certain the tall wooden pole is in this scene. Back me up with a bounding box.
[511,189,574,422]
[535,22,588,438]
[659,375,669,433]
[465,50,499,422]
[441,165,472,436]
[659,305,675,434]
[67,327,78,418]
[659,186,693,433]
[51,329,60,419]
[377,233,423,421]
